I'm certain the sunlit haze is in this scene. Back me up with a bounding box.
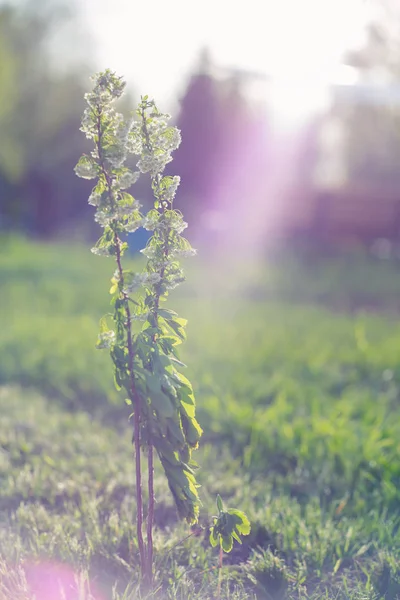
[75,0,374,261]
[79,0,371,116]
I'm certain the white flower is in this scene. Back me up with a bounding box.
[115,116,132,144]
[125,272,161,293]
[142,216,158,231]
[74,161,98,180]
[145,273,162,285]
[80,108,95,139]
[124,217,144,233]
[163,176,180,203]
[96,330,115,349]
[119,170,140,189]
[171,248,197,258]
[165,213,187,234]
[159,127,181,152]
[91,246,111,257]
[127,123,143,154]
[94,210,114,227]
[165,276,185,290]
[137,153,171,177]
[88,191,102,206]
[116,201,141,218]
[105,144,127,168]
[124,273,147,293]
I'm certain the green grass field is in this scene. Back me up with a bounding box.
[2,235,400,599]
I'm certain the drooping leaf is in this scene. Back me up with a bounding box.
[227,509,251,536]
[221,535,233,553]
[146,373,175,418]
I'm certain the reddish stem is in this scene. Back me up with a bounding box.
[217,546,223,600]
[115,239,146,571]
[95,108,146,574]
[146,444,154,586]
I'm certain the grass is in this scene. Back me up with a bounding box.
[2,234,400,598]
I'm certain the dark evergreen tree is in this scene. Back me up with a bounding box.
[171,49,223,228]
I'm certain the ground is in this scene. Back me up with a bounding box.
[1,236,400,599]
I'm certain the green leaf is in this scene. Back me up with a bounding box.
[166,416,185,445]
[114,372,122,391]
[172,316,188,328]
[158,308,178,320]
[209,528,219,548]
[99,316,111,334]
[168,319,187,341]
[181,414,203,447]
[221,535,233,553]
[227,509,251,536]
[179,392,196,419]
[231,530,242,544]
[172,371,193,391]
[216,494,224,513]
[161,375,178,400]
[169,356,186,368]
[146,373,175,418]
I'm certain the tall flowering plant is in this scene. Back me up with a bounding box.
[75,71,202,585]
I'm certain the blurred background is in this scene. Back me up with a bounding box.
[2,0,400,253]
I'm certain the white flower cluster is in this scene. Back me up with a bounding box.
[77,76,197,306]
[115,116,133,145]
[141,210,187,234]
[75,160,98,180]
[161,176,180,204]
[139,248,180,271]
[119,170,140,190]
[85,71,126,107]
[126,122,143,155]
[124,217,144,233]
[148,116,181,156]
[164,266,185,290]
[80,72,126,141]
[91,245,111,257]
[135,110,181,178]
[124,272,161,293]
[137,153,172,178]
[170,248,197,259]
[96,330,116,349]
[166,212,188,234]
[94,210,113,227]
[80,108,96,140]
[88,190,102,207]
[105,144,127,169]
[92,196,143,231]
[142,212,160,231]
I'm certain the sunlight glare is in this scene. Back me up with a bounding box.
[79,0,371,109]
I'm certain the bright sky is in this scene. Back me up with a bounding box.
[77,0,372,109]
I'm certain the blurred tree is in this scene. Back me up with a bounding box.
[171,49,272,244]
[342,0,400,188]
[0,0,95,237]
[170,49,224,228]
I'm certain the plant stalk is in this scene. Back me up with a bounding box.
[146,444,154,586]
[114,238,146,572]
[217,545,223,600]
[95,107,146,576]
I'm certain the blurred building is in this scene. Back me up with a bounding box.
[212,65,400,243]
[308,81,400,241]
